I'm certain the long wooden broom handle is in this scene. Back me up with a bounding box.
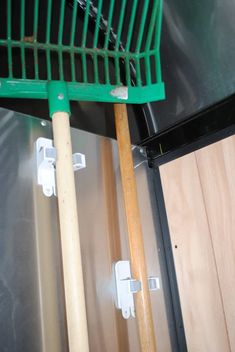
[52,112,89,352]
[114,104,157,352]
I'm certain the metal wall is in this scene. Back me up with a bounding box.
[0,107,174,351]
[150,0,235,133]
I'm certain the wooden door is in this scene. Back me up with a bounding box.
[160,135,235,352]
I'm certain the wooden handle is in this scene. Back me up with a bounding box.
[52,112,89,352]
[114,104,157,352]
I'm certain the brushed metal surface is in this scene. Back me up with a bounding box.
[0,108,67,352]
[0,107,172,351]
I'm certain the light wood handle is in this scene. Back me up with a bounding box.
[52,112,89,352]
[114,104,157,352]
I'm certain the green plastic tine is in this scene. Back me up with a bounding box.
[70,1,78,82]
[58,0,66,44]
[114,0,127,84]
[155,0,163,50]
[154,0,163,83]
[144,0,159,85]
[82,54,88,83]
[136,58,141,86]
[145,55,151,85]
[125,0,138,52]
[46,0,52,80]
[104,56,109,84]
[104,55,109,83]
[155,52,162,82]
[81,0,91,83]
[81,0,90,47]
[33,0,39,40]
[125,58,131,86]
[70,1,78,46]
[115,0,127,50]
[93,0,103,48]
[115,57,121,85]
[93,55,99,83]
[20,0,25,40]
[70,52,76,82]
[93,0,103,82]
[20,0,26,78]
[46,0,52,44]
[58,0,66,81]
[33,0,39,79]
[92,0,103,83]
[104,0,115,84]
[7,0,12,40]
[145,0,159,52]
[135,0,150,53]
[104,0,115,50]
[7,0,13,78]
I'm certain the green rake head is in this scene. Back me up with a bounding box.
[0,0,165,113]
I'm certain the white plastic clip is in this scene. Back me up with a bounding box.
[72,153,86,171]
[36,138,56,197]
[148,277,160,291]
[36,137,86,197]
[114,261,160,319]
[114,261,140,319]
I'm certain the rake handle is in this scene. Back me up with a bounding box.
[52,112,89,352]
[114,104,157,352]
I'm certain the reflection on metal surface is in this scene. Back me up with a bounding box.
[0,107,173,351]
[0,108,67,352]
[155,0,235,131]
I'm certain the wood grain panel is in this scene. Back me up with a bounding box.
[160,153,230,352]
[196,135,235,351]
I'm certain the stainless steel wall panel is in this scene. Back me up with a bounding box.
[0,107,173,351]
[155,0,235,131]
[0,109,67,352]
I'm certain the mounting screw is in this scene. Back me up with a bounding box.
[57,93,64,100]
[139,147,146,156]
[41,120,47,127]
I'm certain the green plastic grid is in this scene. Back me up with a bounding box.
[0,0,165,104]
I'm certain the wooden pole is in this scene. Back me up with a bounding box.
[114,104,157,352]
[52,112,89,352]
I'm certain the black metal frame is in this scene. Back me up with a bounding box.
[142,93,235,160]
[148,167,187,352]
